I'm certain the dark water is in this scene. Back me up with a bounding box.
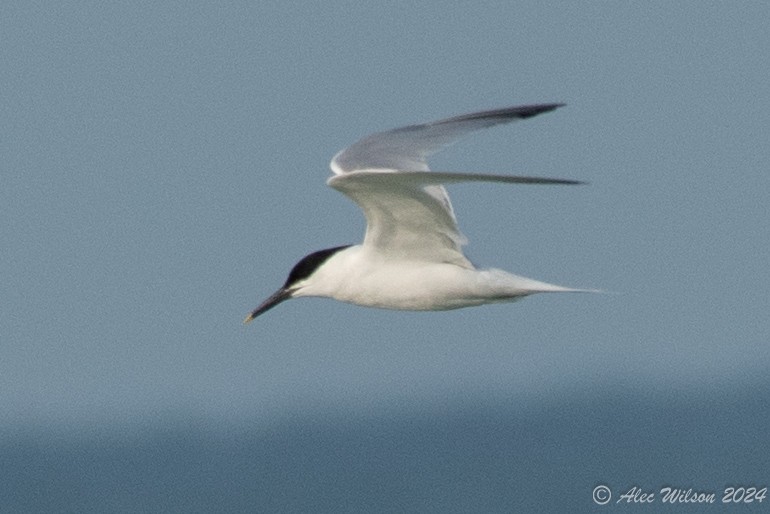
[4,386,768,513]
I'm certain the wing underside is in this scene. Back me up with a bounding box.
[328,171,582,266]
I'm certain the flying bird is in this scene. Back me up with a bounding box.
[245,103,596,322]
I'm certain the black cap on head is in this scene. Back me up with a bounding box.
[244,245,351,323]
[282,245,351,288]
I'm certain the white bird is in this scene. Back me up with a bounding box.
[245,103,596,322]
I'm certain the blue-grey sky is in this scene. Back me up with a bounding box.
[2,3,769,508]
[4,0,769,426]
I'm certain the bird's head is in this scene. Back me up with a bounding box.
[243,245,351,322]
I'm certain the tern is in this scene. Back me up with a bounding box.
[245,103,596,322]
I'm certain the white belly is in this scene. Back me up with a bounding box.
[330,262,530,311]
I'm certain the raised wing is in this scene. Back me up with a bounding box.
[330,103,564,175]
[327,104,577,266]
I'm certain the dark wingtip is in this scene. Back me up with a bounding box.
[513,102,566,119]
[445,103,566,125]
